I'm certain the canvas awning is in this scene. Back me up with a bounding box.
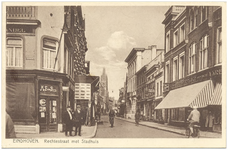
[208,83,222,105]
[155,80,214,109]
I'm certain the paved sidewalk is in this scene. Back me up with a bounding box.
[116,117,222,138]
[16,123,97,139]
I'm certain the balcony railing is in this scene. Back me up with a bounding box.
[6,6,36,19]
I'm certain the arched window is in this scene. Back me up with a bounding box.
[6,37,23,67]
[42,38,58,69]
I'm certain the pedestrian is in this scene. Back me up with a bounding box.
[205,110,214,132]
[73,105,83,136]
[6,111,16,138]
[63,106,73,136]
[135,110,140,126]
[109,108,115,127]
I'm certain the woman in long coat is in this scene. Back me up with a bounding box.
[205,111,214,131]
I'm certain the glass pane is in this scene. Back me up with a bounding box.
[43,39,56,50]
[15,47,22,66]
[43,50,47,68]
[7,38,22,45]
[50,51,56,69]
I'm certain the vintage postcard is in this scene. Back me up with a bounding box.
[2,1,226,148]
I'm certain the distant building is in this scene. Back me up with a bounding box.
[99,68,109,113]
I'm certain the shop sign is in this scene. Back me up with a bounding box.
[170,66,221,90]
[7,25,34,33]
[40,84,58,95]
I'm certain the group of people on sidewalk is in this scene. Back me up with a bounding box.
[63,105,84,136]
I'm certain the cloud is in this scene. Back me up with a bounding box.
[87,31,136,99]
[95,46,116,61]
[107,31,136,50]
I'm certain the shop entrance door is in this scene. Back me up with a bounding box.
[39,97,58,132]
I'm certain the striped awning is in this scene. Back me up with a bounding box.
[155,80,214,109]
[208,83,222,105]
[189,80,214,108]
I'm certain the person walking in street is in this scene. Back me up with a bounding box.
[187,106,200,136]
[109,108,115,127]
[205,110,214,132]
[6,111,16,138]
[135,109,140,126]
[63,106,73,136]
[73,105,83,136]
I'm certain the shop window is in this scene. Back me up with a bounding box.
[189,43,196,74]
[216,27,222,64]
[42,38,58,69]
[6,37,23,67]
[171,108,185,121]
[199,35,208,70]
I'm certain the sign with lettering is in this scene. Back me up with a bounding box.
[40,84,58,95]
[7,25,34,33]
[169,66,221,91]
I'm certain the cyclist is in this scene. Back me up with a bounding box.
[187,106,200,136]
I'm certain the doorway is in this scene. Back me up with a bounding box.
[39,97,58,132]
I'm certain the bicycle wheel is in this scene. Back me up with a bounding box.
[185,128,190,138]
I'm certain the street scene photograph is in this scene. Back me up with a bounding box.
[2,2,225,148]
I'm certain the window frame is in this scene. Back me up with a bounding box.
[6,37,23,68]
[199,35,209,70]
[189,43,196,74]
[179,52,185,79]
[173,56,178,81]
[42,37,58,70]
[216,27,222,64]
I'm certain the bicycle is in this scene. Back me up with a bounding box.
[185,121,200,138]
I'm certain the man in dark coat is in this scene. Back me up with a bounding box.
[63,106,73,136]
[73,105,83,136]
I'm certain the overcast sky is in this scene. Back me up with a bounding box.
[83,6,169,100]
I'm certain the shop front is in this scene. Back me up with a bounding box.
[156,80,215,127]
[6,70,70,133]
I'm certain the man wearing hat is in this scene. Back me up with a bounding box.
[73,105,83,136]
[63,106,73,136]
[187,106,200,136]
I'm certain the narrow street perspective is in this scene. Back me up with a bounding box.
[3,3,224,149]
[96,115,184,138]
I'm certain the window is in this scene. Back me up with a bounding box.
[166,32,170,52]
[190,11,194,31]
[216,27,222,64]
[42,38,58,69]
[189,43,196,74]
[199,35,208,70]
[160,81,162,96]
[174,30,179,47]
[6,37,23,67]
[170,108,185,121]
[157,82,159,97]
[179,53,185,79]
[194,11,198,27]
[201,6,207,23]
[173,58,178,81]
[165,62,170,83]
[180,24,185,42]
